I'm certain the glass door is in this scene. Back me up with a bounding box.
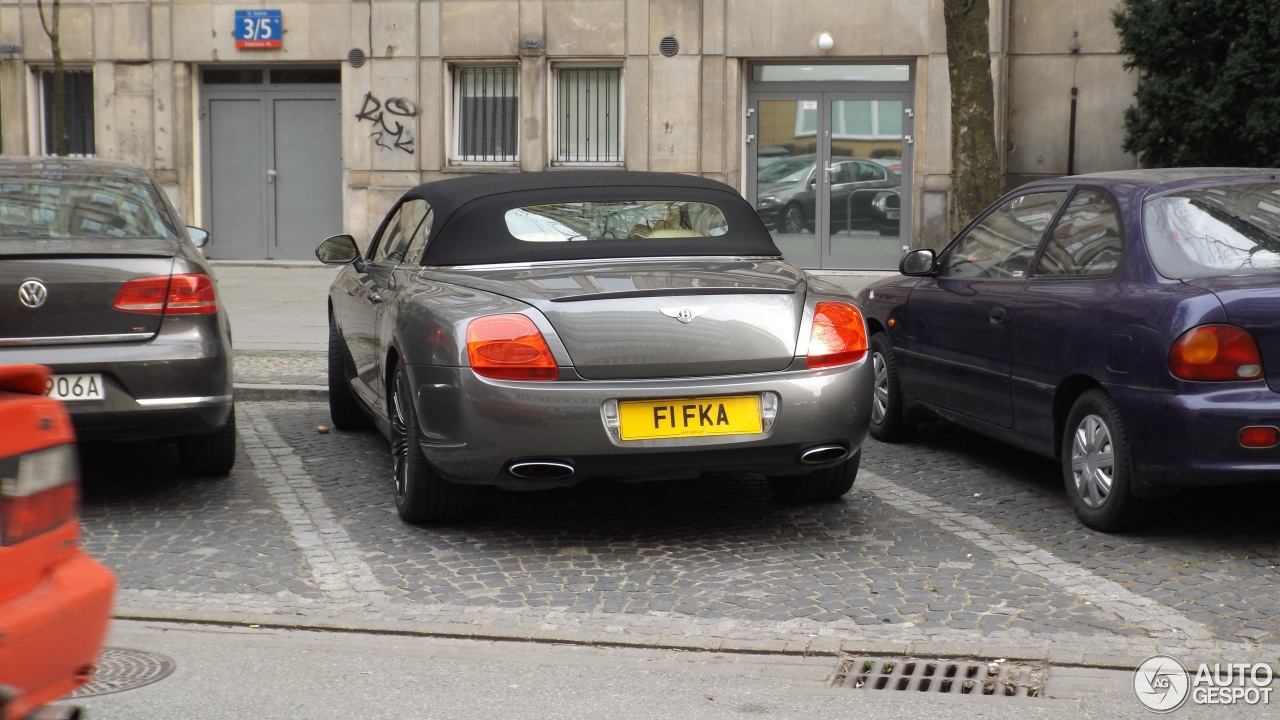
[824,92,912,270]
[747,90,912,270]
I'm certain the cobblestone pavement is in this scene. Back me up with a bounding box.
[78,401,1280,668]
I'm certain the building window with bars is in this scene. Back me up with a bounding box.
[41,69,96,156]
[453,66,518,163]
[556,67,622,165]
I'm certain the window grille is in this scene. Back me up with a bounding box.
[556,68,622,164]
[455,66,519,162]
[41,69,95,155]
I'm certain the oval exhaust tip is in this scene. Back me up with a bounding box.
[799,445,848,465]
[507,461,575,481]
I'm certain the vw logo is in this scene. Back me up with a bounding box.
[660,306,707,324]
[18,279,48,309]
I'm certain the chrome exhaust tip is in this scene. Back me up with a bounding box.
[506,460,576,481]
[798,444,848,465]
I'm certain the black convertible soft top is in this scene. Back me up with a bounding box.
[390,171,781,266]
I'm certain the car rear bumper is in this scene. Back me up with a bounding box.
[1110,382,1280,486]
[407,360,872,489]
[0,315,233,442]
[0,551,115,720]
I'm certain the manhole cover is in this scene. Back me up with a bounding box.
[834,656,1045,699]
[67,648,176,698]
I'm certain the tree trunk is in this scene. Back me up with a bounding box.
[37,0,67,156]
[943,0,1002,237]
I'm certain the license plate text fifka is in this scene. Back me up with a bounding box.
[618,395,761,440]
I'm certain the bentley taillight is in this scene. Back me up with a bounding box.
[113,274,218,315]
[466,314,558,380]
[1169,325,1264,381]
[806,302,868,368]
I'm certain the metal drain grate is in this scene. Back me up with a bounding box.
[67,647,176,698]
[833,656,1044,699]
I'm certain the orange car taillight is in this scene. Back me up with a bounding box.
[0,443,79,546]
[1169,325,1264,381]
[466,314,558,380]
[806,302,868,368]
[113,273,218,315]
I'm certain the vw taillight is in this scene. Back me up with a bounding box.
[806,302,868,368]
[113,273,218,315]
[1,443,79,546]
[466,314,558,380]
[1169,325,1264,381]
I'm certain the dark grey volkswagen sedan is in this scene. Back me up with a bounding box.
[318,171,874,523]
[0,157,235,476]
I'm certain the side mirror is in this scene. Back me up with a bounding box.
[186,226,210,248]
[900,248,937,276]
[315,234,361,265]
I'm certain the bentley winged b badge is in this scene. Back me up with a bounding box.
[659,306,708,324]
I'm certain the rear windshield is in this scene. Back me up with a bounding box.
[1143,182,1280,278]
[505,201,729,242]
[0,173,180,240]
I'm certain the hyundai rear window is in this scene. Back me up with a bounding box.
[0,176,180,240]
[505,201,729,243]
[1144,183,1280,278]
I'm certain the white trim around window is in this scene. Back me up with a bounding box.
[550,62,624,167]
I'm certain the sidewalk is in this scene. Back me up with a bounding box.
[214,260,892,401]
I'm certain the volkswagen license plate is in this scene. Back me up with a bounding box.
[45,374,105,402]
[618,395,761,440]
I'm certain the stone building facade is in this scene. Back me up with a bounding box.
[0,0,1137,269]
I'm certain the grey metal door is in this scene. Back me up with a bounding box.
[206,95,268,259]
[272,97,342,260]
[203,76,341,260]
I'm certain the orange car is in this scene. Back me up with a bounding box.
[0,365,115,720]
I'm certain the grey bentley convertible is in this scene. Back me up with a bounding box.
[317,171,873,523]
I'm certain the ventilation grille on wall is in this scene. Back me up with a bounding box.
[659,36,679,57]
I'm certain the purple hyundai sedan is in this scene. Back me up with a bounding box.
[858,168,1280,532]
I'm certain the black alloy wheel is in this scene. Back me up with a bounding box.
[868,333,915,442]
[781,203,807,234]
[328,315,371,430]
[1061,389,1145,532]
[390,361,476,523]
[766,450,860,502]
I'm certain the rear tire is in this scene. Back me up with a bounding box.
[767,450,860,502]
[328,315,370,430]
[869,333,915,442]
[390,361,476,523]
[177,405,237,477]
[1062,389,1145,532]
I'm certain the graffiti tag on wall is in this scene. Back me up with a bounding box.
[356,93,417,154]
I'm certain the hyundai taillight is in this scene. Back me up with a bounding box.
[806,302,868,368]
[0,443,79,546]
[113,273,218,315]
[1169,325,1264,381]
[466,314,558,380]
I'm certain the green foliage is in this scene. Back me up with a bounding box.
[1114,0,1280,167]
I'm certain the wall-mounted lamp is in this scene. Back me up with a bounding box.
[0,44,22,55]
[817,33,834,51]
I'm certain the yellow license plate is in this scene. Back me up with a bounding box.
[618,395,762,440]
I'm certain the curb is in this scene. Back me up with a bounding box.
[234,383,327,402]
[111,607,1154,671]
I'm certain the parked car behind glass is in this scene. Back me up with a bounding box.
[318,171,874,524]
[0,364,115,720]
[859,168,1280,532]
[755,154,900,236]
[0,157,235,476]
